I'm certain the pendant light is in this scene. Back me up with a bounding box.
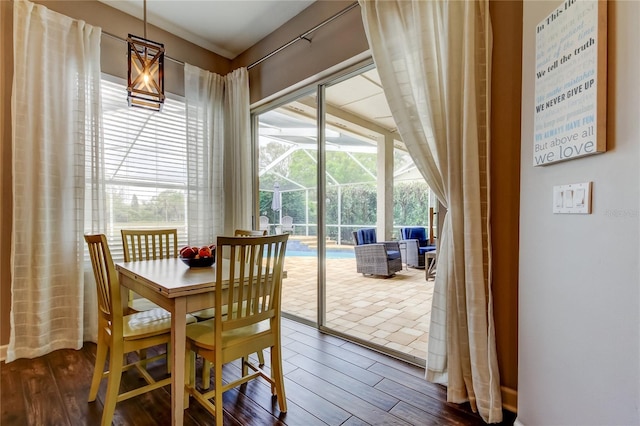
[127,0,165,111]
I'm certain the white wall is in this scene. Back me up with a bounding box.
[518,1,639,425]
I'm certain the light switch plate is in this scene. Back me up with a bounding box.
[553,182,592,214]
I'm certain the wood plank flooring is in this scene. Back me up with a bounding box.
[1,318,516,425]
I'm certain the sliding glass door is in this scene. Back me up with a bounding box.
[256,92,318,324]
[253,63,435,364]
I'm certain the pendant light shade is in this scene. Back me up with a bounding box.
[127,0,164,111]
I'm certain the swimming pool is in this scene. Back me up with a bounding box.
[285,249,355,259]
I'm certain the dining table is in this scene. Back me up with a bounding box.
[115,257,223,426]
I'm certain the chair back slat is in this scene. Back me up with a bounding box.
[84,234,123,331]
[121,229,178,261]
[216,235,287,333]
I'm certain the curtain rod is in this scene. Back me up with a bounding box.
[102,31,185,65]
[102,1,359,70]
[247,2,359,70]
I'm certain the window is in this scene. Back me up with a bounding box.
[97,78,189,259]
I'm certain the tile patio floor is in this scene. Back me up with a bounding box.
[281,249,435,360]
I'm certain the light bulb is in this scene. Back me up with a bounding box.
[143,73,150,84]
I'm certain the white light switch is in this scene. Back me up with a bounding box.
[553,182,592,214]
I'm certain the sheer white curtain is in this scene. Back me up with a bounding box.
[10,0,102,361]
[359,0,502,422]
[185,63,225,244]
[184,65,251,240]
[223,68,252,235]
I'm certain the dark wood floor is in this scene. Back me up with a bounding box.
[1,318,515,425]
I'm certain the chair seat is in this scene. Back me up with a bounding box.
[124,308,196,340]
[418,246,436,255]
[187,318,272,351]
[387,250,401,260]
[129,297,162,313]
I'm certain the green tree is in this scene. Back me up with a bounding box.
[326,151,376,185]
[287,150,317,188]
[393,181,430,226]
[258,140,431,239]
[340,184,377,225]
[149,190,185,222]
[110,189,130,223]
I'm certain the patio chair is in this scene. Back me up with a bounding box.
[352,228,402,277]
[425,249,437,279]
[259,215,270,234]
[399,227,436,269]
[281,215,295,233]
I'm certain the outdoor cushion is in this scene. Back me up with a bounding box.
[401,227,429,247]
[356,228,378,245]
[418,246,436,255]
[387,250,401,260]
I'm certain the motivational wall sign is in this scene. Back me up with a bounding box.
[533,0,607,166]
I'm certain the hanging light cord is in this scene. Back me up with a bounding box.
[143,0,147,39]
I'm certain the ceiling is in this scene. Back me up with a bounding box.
[98,0,316,59]
[98,0,399,147]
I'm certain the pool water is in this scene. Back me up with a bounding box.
[285,249,355,259]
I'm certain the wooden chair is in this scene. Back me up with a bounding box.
[184,231,268,323]
[121,229,214,322]
[185,234,289,425]
[84,234,196,426]
[121,229,178,313]
[233,227,267,369]
[199,228,268,388]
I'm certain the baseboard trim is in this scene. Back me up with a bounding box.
[514,418,525,426]
[0,344,7,362]
[501,385,518,413]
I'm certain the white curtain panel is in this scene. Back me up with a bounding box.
[184,65,251,242]
[185,63,225,245]
[359,0,502,422]
[10,0,102,361]
[223,68,252,236]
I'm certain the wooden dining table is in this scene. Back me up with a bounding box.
[115,257,223,426]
